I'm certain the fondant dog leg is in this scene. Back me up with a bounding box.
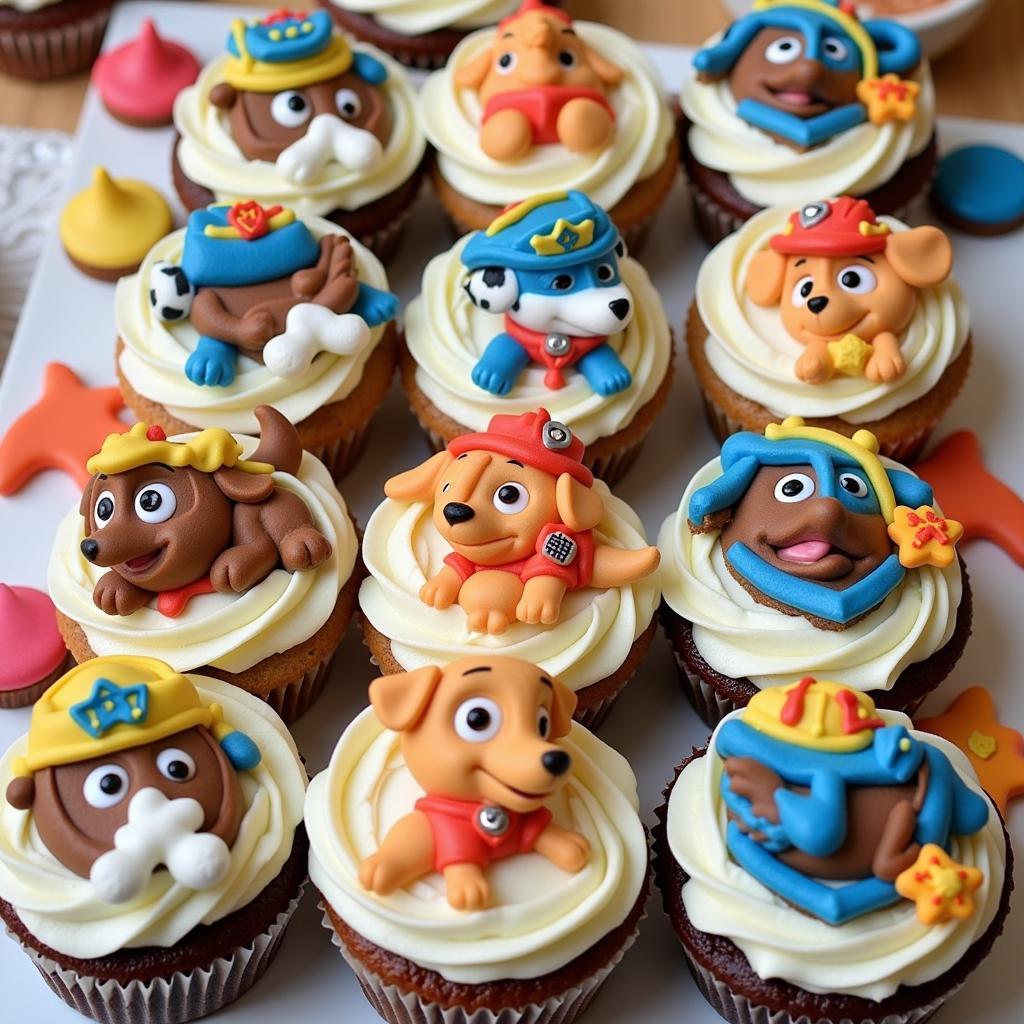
[473,333,531,396]
[359,810,436,896]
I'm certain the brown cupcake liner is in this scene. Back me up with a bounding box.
[0,651,73,710]
[7,886,304,1024]
[305,419,373,483]
[0,4,109,80]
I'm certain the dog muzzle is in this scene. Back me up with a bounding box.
[262,303,372,379]
[276,113,383,185]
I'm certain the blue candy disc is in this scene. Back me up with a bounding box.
[933,145,1024,232]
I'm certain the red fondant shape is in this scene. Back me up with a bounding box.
[156,576,217,618]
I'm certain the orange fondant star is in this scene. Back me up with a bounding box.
[915,431,1024,568]
[916,687,1024,814]
[857,74,920,124]
[888,505,963,569]
[895,844,983,925]
[0,363,125,495]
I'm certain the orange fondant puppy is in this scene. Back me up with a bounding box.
[359,655,590,911]
[746,197,953,385]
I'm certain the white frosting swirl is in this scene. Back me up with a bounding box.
[680,46,935,208]
[327,0,518,34]
[48,439,357,675]
[405,236,672,444]
[666,709,1006,1001]
[658,457,962,692]
[174,46,426,218]
[307,706,646,982]
[359,482,660,692]
[0,676,306,959]
[116,217,392,435]
[697,206,970,423]
[0,0,64,11]
[420,22,674,210]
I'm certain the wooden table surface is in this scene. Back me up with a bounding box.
[2,0,1022,132]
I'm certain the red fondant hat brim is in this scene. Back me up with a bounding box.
[447,431,594,486]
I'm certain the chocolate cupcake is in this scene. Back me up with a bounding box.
[0,0,111,80]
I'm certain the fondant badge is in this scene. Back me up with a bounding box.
[746,197,953,385]
[209,10,393,185]
[688,417,962,628]
[4,656,261,904]
[461,191,634,396]
[384,409,660,635]
[77,406,332,618]
[359,656,589,911]
[454,0,625,162]
[716,677,990,924]
[693,0,921,150]
[150,201,398,387]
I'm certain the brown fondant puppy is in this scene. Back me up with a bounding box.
[79,405,331,616]
[359,655,590,911]
[455,1,624,162]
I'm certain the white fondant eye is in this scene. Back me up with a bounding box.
[94,490,116,529]
[454,698,503,742]
[823,36,849,62]
[156,748,197,782]
[596,262,615,283]
[837,265,878,294]
[774,473,815,503]
[134,483,177,524]
[765,36,802,64]
[270,90,312,128]
[83,764,130,808]
[791,275,814,307]
[464,266,519,313]
[335,88,362,120]
[537,707,551,738]
[557,49,577,68]
[496,51,517,74]
[551,273,575,292]
[839,472,869,498]
[493,482,529,514]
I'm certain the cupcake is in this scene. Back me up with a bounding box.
[420,0,678,250]
[0,584,70,709]
[172,10,426,261]
[48,408,360,723]
[359,409,661,727]
[679,0,937,244]
[0,0,111,80]
[116,200,399,480]
[307,654,649,1024]
[0,655,308,1024]
[654,681,1011,1024]
[688,197,970,461]
[402,190,674,485]
[658,418,970,726]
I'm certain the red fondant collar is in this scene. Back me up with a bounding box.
[156,576,216,618]
[503,317,606,390]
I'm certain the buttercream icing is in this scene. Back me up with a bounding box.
[327,0,519,34]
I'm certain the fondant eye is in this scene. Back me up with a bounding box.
[270,90,311,128]
[552,274,575,292]
[838,472,869,498]
[335,88,362,120]
[537,707,551,738]
[765,36,802,64]
[496,51,517,74]
[94,490,116,528]
[558,50,577,68]
[615,237,626,258]
[83,764,130,809]
[596,263,615,283]
[454,698,503,743]
[791,275,814,307]
[823,36,849,63]
[493,482,529,514]
[156,748,197,782]
[134,483,177,524]
[837,265,878,294]
[774,473,815,503]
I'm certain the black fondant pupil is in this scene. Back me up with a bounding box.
[779,41,793,51]
[100,774,122,795]
[342,102,356,115]
[167,760,189,780]
[558,50,574,66]
[467,707,491,731]
[499,53,513,68]
[97,497,113,520]
[782,479,804,497]
[288,95,306,112]
[598,265,613,281]
[842,271,861,288]
[139,490,161,512]
[498,485,521,504]
[553,275,573,291]
[800,280,813,298]
[539,715,549,736]
[841,475,863,494]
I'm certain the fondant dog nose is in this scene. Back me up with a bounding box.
[443,502,475,526]
[81,539,100,562]
[542,749,571,776]
[609,298,630,320]
[808,296,829,314]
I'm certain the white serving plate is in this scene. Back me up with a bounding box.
[0,3,1020,1022]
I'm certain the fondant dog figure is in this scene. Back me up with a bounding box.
[455,1,624,162]
[746,197,953,384]
[359,655,590,911]
[78,405,332,617]
[462,191,634,396]
[385,409,660,635]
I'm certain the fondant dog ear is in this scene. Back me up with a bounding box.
[581,43,624,87]
[555,474,604,532]
[213,467,275,504]
[209,83,238,110]
[385,452,453,503]
[5,777,34,811]
[369,666,444,732]
[884,226,953,288]
[548,677,578,740]
[454,47,494,90]
[79,476,96,520]
[746,249,788,306]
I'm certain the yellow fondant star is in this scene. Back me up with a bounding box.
[888,505,964,569]
[895,844,983,925]
[857,74,920,125]
[827,334,873,376]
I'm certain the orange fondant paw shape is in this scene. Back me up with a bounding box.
[895,844,983,925]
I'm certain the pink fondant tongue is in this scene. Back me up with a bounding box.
[777,540,832,563]
[776,90,814,105]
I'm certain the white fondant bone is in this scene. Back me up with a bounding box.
[276,113,383,185]
[262,303,372,379]
[88,788,231,904]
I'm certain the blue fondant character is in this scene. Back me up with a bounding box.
[693,0,920,149]
[148,201,398,387]
[461,190,634,398]
[715,677,991,924]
